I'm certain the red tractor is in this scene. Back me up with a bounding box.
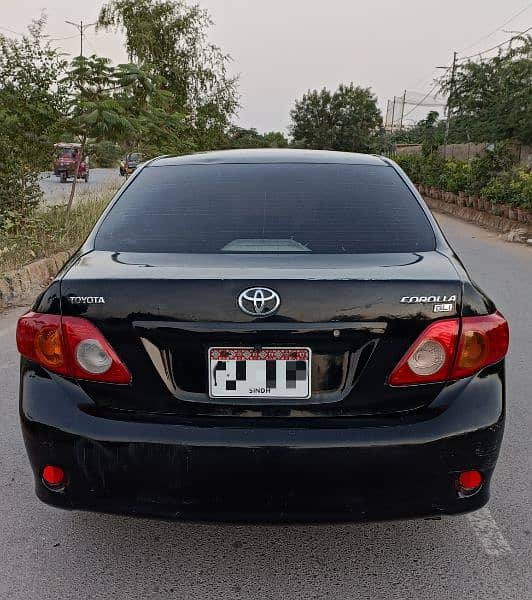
[53,143,89,183]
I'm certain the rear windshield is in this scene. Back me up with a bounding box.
[94,163,436,253]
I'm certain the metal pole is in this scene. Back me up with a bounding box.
[391,97,396,132]
[443,51,457,160]
[65,20,96,57]
[399,90,407,130]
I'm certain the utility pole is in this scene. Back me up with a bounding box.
[399,89,407,131]
[441,51,457,160]
[390,97,396,133]
[65,20,96,57]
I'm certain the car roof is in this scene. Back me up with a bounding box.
[148,149,390,167]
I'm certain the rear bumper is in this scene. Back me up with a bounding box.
[20,363,505,523]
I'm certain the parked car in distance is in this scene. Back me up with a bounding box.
[17,149,509,523]
[119,152,143,176]
[53,142,89,183]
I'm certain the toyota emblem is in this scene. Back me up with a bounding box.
[238,287,281,316]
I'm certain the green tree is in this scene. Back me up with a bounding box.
[290,84,382,152]
[0,16,68,169]
[439,36,532,143]
[0,16,68,228]
[88,140,122,167]
[262,131,289,148]
[225,127,289,149]
[0,135,42,231]
[98,0,239,151]
[110,64,192,157]
[0,16,69,229]
[62,55,185,209]
[415,111,444,156]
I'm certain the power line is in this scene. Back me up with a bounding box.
[49,34,80,42]
[0,25,85,43]
[458,26,532,61]
[408,9,531,96]
[0,25,23,36]
[401,83,441,119]
[459,2,532,53]
[388,13,531,131]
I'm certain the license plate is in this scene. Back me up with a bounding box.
[208,347,311,399]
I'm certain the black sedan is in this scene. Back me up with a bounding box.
[17,149,509,522]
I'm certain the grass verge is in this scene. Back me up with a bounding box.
[0,190,114,274]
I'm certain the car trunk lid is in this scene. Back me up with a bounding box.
[60,250,462,417]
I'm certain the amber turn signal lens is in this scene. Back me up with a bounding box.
[457,330,487,369]
[34,326,64,368]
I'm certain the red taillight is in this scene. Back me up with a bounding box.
[17,312,131,384]
[61,316,131,383]
[389,312,509,386]
[389,319,459,385]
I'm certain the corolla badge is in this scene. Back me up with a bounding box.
[238,287,280,316]
[400,294,456,314]
[400,295,457,304]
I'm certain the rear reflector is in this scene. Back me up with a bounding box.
[458,470,483,493]
[42,465,65,487]
[389,312,508,386]
[17,312,131,384]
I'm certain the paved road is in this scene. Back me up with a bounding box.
[0,214,530,600]
[39,168,122,205]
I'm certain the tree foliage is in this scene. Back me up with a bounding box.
[98,0,239,150]
[62,54,188,207]
[439,36,532,144]
[0,16,68,227]
[224,127,288,149]
[89,140,122,167]
[0,16,68,167]
[0,135,42,231]
[396,142,531,209]
[289,84,382,152]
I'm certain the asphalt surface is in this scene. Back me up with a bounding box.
[0,213,530,600]
[39,168,123,205]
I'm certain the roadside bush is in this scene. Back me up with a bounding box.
[419,154,447,188]
[89,140,122,168]
[0,193,111,272]
[394,154,423,183]
[510,169,532,209]
[0,135,42,230]
[395,140,530,209]
[441,160,472,194]
[480,171,517,205]
[466,142,515,195]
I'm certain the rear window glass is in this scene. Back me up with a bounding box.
[94,163,435,253]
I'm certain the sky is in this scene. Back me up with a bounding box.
[2,0,531,133]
